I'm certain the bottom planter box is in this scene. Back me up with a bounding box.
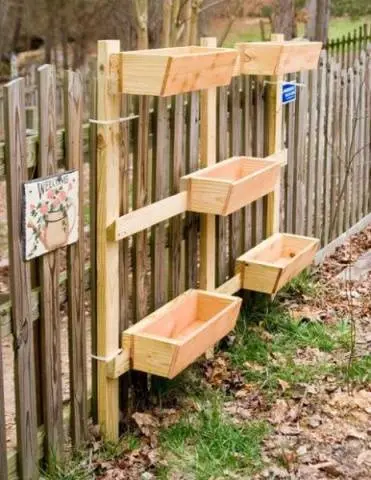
[236,233,319,295]
[122,289,242,379]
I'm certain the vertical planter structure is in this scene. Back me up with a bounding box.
[95,35,322,439]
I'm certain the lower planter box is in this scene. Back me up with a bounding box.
[236,233,319,295]
[181,151,285,216]
[122,289,242,378]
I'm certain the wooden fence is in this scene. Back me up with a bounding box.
[0,45,370,478]
[325,23,371,69]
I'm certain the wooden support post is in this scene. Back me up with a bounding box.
[199,37,217,292]
[266,33,284,236]
[96,40,121,440]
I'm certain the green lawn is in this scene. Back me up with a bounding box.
[223,15,371,47]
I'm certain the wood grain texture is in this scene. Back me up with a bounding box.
[229,76,243,275]
[0,324,8,480]
[169,95,184,298]
[151,97,168,310]
[64,69,87,448]
[185,91,199,289]
[96,40,121,439]
[306,67,318,236]
[38,64,64,463]
[265,33,284,238]
[199,37,216,292]
[4,77,38,480]
[216,86,229,286]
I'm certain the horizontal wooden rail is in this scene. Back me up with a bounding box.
[108,191,188,241]
[216,273,242,295]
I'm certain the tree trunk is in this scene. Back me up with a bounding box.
[305,0,331,43]
[161,0,172,47]
[273,0,295,39]
[134,0,149,49]
[189,0,203,45]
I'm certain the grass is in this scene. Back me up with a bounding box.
[158,396,269,479]
[223,15,371,46]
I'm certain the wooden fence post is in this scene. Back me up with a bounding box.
[64,69,88,448]
[96,40,121,440]
[38,64,64,463]
[4,78,38,480]
[266,33,284,236]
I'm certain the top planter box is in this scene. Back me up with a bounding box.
[236,41,322,76]
[119,46,238,96]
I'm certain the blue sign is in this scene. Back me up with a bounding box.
[282,82,296,105]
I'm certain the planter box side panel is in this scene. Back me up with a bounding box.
[188,178,230,214]
[120,54,169,95]
[276,43,322,75]
[224,164,281,215]
[275,240,319,292]
[238,44,281,75]
[163,51,237,96]
[128,334,178,377]
[169,301,241,378]
[237,261,280,294]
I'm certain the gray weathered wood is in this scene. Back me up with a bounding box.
[216,86,229,286]
[306,68,318,236]
[337,70,347,236]
[37,64,64,462]
[4,77,38,480]
[64,70,87,448]
[169,95,184,298]
[0,329,8,480]
[185,92,199,289]
[151,97,168,310]
[243,77,253,249]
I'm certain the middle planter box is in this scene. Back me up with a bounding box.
[181,151,284,216]
[122,289,242,379]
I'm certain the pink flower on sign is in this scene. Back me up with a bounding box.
[40,204,48,214]
[47,190,54,199]
[68,183,73,191]
[58,191,67,201]
[52,199,60,209]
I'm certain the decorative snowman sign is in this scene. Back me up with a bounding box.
[23,170,79,260]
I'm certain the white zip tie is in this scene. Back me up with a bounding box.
[264,80,306,88]
[89,114,139,125]
[91,348,123,363]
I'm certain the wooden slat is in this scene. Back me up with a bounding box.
[322,58,334,245]
[216,86,229,286]
[89,77,98,423]
[169,95,184,298]
[185,91,199,289]
[351,61,360,227]
[365,49,371,214]
[345,68,354,231]
[64,70,87,448]
[314,53,326,240]
[329,65,340,241]
[306,67,318,236]
[37,64,64,462]
[359,52,366,219]
[4,78,38,480]
[96,40,121,439]
[243,76,253,250]
[151,97,168,310]
[0,328,8,480]
[284,73,296,234]
[229,76,243,275]
[199,37,216,292]
[337,70,347,236]
[293,70,308,236]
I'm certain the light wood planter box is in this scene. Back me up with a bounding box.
[236,41,322,76]
[236,233,320,295]
[119,46,237,96]
[181,153,284,216]
[122,289,242,378]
